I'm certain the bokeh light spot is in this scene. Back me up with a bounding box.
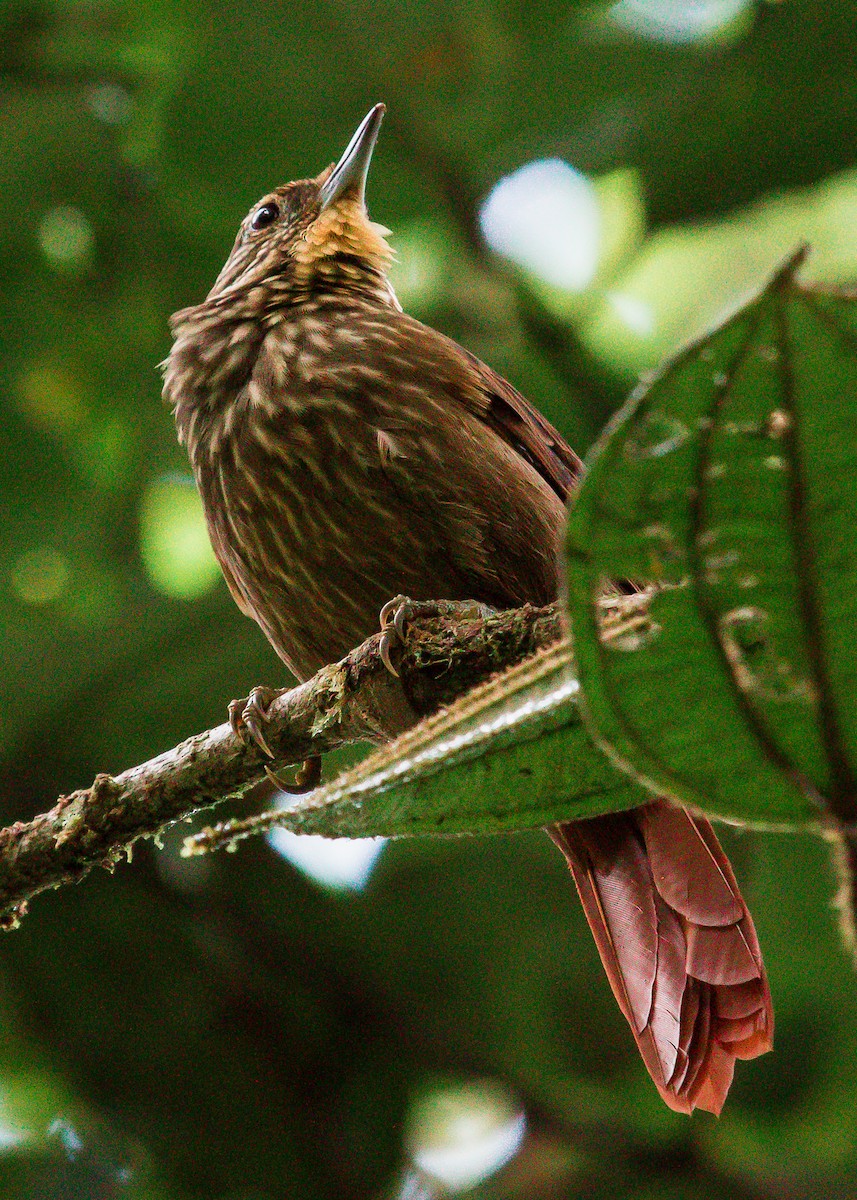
[10,547,70,606]
[139,476,220,599]
[87,83,133,126]
[38,207,94,273]
[608,0,753,44]
[0,1123,26,1152]
[47,1118,83,1162]
[480,159,600,291]
[16,362,88,436]
[607,291,655,335]
[267,822,386,892]
[407,1079,526,1193]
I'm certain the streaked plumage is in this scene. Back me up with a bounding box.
[163,104,772,1112]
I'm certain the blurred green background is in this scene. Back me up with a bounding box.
[2,1,857,1196]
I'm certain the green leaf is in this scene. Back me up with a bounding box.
[565,248,857,831]
[186,643,648,853]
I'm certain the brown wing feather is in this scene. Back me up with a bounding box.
[550,801,773,1116]
[461,350,583,503]
[387,314,583,504]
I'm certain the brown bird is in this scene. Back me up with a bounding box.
[163,104,772,1114]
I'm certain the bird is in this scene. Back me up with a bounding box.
[163,103,773,1114]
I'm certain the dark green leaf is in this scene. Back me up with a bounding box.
[565,248,857,830]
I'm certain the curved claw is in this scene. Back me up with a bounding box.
[378,594,413,678]
[377,596,498,679]
[379,594,408,631]
[229,686,282,758]
[392,604,410,641]
[378,629,400,677]
[265,756,322,795]
[244,713,275,759]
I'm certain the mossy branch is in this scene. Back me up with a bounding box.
[0,602,563,928]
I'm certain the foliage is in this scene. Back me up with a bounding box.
[2,2,857,1198]
[567,251,857,831]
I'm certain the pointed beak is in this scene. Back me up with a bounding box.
[319,103,385,211]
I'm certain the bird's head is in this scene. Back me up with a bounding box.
[164,105,396,432]
[205,103,395,308]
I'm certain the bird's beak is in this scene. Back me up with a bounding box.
[319,103,385,212]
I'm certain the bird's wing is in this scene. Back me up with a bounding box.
[459,348,583,504]
[385,313,583,504]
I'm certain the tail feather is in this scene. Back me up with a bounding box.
[715,978,768,1019]
[549,800,773,1115]
[639,802,743,925]
[680,983,714,1100]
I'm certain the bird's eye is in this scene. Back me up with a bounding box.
[250,202,280,231]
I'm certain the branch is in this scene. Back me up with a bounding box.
[0,602,563,928]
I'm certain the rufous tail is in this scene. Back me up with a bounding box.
[549,800,773,1115]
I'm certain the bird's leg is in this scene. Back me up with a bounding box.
[378,595,496,677]
[228,686,321,794]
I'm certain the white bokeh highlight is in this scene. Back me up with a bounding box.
[413,1109,526,1192]
[480,159,600,291]
[408,1080,526,1194]
[608,0,751,44]
[267,826,386,891]
[607,290,656,335]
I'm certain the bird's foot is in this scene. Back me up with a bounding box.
[229,685,285,757]
[378,595,495,677]
[265,756,322,796]
[228,687,321,795]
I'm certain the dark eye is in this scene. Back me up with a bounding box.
[250,202,280,231]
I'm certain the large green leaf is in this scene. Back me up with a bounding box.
[565,249,857,830]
